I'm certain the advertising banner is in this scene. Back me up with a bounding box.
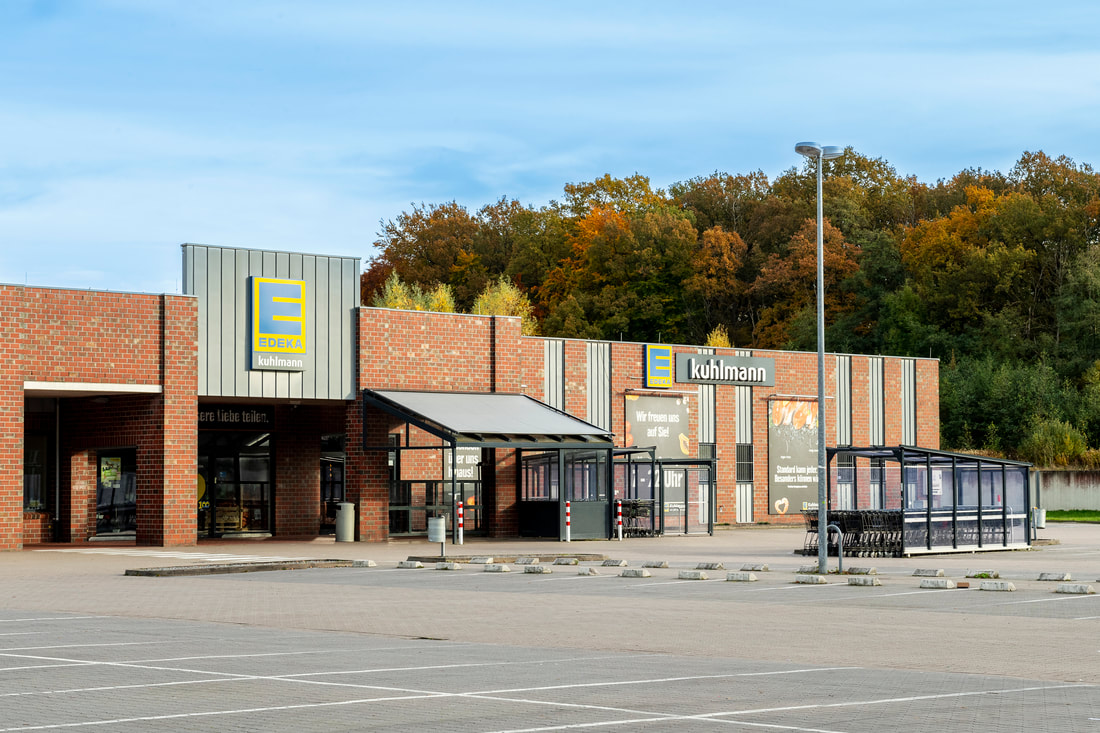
[444,446,482,481]
[624,394,691,458]
[767,399,818,515]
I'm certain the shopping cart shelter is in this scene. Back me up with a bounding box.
[799,446,1033,557]
[5,244,942,548]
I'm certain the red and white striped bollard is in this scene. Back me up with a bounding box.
[565,500,571,543]
[616,499,622,541]
[457,501,464,545]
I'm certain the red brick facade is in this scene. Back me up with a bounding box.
[3,287,197,550]
[352,309,939,537]
[3,285,939,549]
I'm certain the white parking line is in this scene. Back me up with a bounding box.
[0,616,104,623]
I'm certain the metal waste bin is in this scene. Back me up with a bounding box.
[335,501,355,542]
[1033,507,1046,529]
[427,516,446,543]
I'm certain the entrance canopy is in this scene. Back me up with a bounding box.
[362,389,614,449]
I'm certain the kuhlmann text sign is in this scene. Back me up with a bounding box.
[675,354,775,386]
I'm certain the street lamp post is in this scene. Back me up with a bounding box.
[794,142,844,574]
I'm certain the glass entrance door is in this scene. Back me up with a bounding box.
[197,432,271,537]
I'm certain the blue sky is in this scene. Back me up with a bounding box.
[2,1,1099,294]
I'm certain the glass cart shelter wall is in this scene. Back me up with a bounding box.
[823,446,1031,555]
[1,285,198,550]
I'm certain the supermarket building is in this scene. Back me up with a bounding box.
[1,245,939,550]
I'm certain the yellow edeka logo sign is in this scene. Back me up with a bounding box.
[250,277,307,371]
[645,344,673,388]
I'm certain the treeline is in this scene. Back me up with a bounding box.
[362,151,1100,465]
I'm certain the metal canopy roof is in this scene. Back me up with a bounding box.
[828,445,1032,468]
[363,389,614,449]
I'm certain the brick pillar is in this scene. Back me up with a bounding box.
[138,295,197,546]
[274,406,322,537]
[68,449,96,543]
[347,404,390,542]
[0,377,22,550]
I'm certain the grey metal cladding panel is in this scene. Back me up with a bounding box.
[247,250,266,397]
[698,383,715,443]
[586,342,611,430]
[219,248,238,397]
[188,246,209,394]
[736,386,752,443]
[190,246,359,400]
[306,255,324,400]
[544,340,564,409]
[869,357,885,445]
[341,258,357,399]
[696,348,715,443]
[836,355,852,446]
[902,360,916,444]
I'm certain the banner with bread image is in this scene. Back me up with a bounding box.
[767,399,819,515]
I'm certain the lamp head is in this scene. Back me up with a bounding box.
[795,142,845,160]
[795,142,822,158]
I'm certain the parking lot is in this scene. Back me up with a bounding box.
[2,524,1098,731]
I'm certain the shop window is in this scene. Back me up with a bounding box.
[24,436,48,512]
[96,449,137,535]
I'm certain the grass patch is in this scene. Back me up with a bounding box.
[1046,510,1100,523]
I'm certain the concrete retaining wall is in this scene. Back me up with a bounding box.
[1038,470,1100,510]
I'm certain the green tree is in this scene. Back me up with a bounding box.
[472,276,539,335]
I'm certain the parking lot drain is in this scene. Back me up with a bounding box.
[642,560,668,568]
[602,559,627,567]
[679,570,708,580]
[795,574,828,584]
[979,580,1016,591]
[740,563,769,572]
[435,562,461,571]
[1055,583,1094,594]
[621,568,651,578]
[397,560,424,569]
[846,567,877,575]
[913,568,944,577]
[919,578,955,589]
[484,564,511,572]
[848,576,882,586]
[524,565,552,574]
[965,570,999,579]
[553,557,579,565]
[1038,572,1071,581]
[726,572,757,582]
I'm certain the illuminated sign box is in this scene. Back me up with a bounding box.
[645,344,674,388]
[250,277,307,372]
[675,354,775,386]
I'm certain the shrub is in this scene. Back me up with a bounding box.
[1017,419,1088,467]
